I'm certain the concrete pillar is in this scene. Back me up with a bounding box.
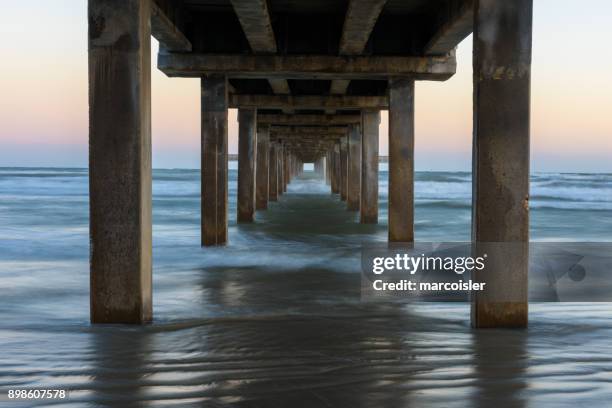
[314,158,323,178]
[278,144,285,195]
[471,0,533,328]
[319,157,324,177]
[388,79,415,242]
[201,75,227,246]
[329,151,334,191]
[237,108,257,223]
[325,153,331,185]
[89,0,152,324]
[201,75,228,246]
[347,124,361,211]
[256,125,270,210]
[340,137,348,201]
[291,155,295,178]
[269,144,278,201]
[331,143,340,194]
[284,149,290,190]
[285,151,291,187]
[360,110,380,224]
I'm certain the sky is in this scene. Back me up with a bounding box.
[0,0,611,172]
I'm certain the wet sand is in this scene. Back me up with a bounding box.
[1,171,612,407]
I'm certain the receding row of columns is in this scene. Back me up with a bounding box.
[324,110,380,225]
[235,112,303,224]
[88,0,532,328]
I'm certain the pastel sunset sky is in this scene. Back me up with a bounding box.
[0,0,610,171]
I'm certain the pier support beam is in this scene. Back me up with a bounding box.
[256,125,270,210]
[347,124,361,211]
[314,157,325,179]
[340,137,348,201]
[325,153,331,185]
[388,79,415,242]
[237,108,257,222]
[332,143,341,194]
[269,144,279,201]
[279,144,286,194]
[201,75,228,246]
[360,110,380,223]
[471,0,532,328]
[284,150,290,188]
[89,0,152,324]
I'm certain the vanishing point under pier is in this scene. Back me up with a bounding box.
[88,0,532,328]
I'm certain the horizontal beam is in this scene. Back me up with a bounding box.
[151,2,191,52]
[229,0,277,53]
[271,127,348,135]
[332,0,388,99]
[281,144,336,150]
[259,114,361,126]
[159,54,456,81]
[424,0,474,56]
[231,94,388,110]
[273,137,337,144]
[279,148,335,154]
[273,136,345,142]
[229,0,292,113]
[340,0,388,56]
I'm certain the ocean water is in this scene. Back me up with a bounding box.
[1,166,612,407]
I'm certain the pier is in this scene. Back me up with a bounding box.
[88,0,532,327]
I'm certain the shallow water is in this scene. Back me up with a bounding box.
[1,167,612,407]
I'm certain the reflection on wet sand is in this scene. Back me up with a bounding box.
[88,329,153,407]
[3,173,612,406]
[87,265,532,407]
[471,329,527,408]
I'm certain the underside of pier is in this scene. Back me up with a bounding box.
[88,0,532,327]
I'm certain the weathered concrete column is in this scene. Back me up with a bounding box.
[89,0,152,324]
[329,151,334,191]
[314,158,323,178]
[237,108,257,222]
[256,125,270,210]
[388,79,415,242]
[347,124,362,211]
[471,0,533,328]
[201,75,228,246]
[292,156,296,178]
[319,157,325,178]
[340,137,348,201]
[325,152,331,185]
[284,151,291,187]
[269,144,278,201]
[360,110,380,224]
[284,149,290,189]
[331,143,340,194]
[278,144,285,195]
